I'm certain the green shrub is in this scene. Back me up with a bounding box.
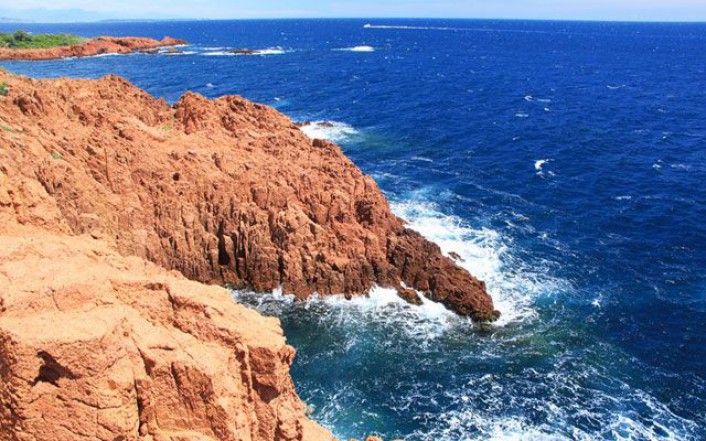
[51,151,62,160]
[0,31,86,49]
[0,82,9,97]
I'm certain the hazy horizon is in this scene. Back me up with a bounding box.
[1,1,706,24]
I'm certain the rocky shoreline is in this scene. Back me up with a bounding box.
[0,36,186,61]
[0,70,498,440]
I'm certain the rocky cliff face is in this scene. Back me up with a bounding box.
[0,70,498,440]
[0,36,186,61]
[0,225,334,441]
[0,72,498,320]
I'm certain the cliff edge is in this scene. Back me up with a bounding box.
[0,225,334,441]
[0,72,498,320]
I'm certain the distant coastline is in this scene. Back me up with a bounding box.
[0,34,186,60]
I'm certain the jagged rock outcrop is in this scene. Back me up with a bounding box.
[0,225,334,441]
[0,71,498,320]
[0,36,186,61]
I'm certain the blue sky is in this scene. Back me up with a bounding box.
[1,0,705,22]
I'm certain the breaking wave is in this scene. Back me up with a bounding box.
[231,196,700,441]
[297,120,360,142]
[202,47,287,56]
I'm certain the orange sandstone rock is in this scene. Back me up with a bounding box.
[0,226,335,441]
[0,71,498,320]
[0,36,186,61]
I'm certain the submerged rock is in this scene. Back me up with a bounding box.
[231,48,259,55]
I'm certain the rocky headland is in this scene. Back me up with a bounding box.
[0,36,186,61]
[0,70,498,440]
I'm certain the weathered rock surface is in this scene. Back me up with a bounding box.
[0,225,334,441]
[0,71,498,320]
[0,36,186,61]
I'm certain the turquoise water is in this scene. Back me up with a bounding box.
[3,19,704,440]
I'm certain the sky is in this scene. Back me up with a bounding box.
[1,0,706,22]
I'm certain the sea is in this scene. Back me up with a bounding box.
[2,19,704,440]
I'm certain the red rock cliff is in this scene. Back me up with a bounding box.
[0,225,334,441]
[0,71,498,320]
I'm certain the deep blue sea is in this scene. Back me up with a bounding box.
[3,19,705,440]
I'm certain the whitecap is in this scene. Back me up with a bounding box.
[411,156,434,163]
[250,47,286,55]
[515,112,529,118]
[298,120,359,142]
[336,45,375,52]
[607,84,626,90]
[534,159,552,172]
[670,163,691,171]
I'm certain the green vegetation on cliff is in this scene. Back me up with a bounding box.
[0,30,86,49]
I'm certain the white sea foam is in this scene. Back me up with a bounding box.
[391,199,559,327]
[249,47,286,55]
[202,51,236,56]
[515,112,529,118]
[298,120,359,142]
[336,45,376,52]
[164,50,196,56]
[534,159,554,177]
[233,286,460,340]
[202,47,286,56]
[233,194,564,332]
[79,52,126,58]
[234,197,556,329]
[607,84,627,90]
[534,159,550,171]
